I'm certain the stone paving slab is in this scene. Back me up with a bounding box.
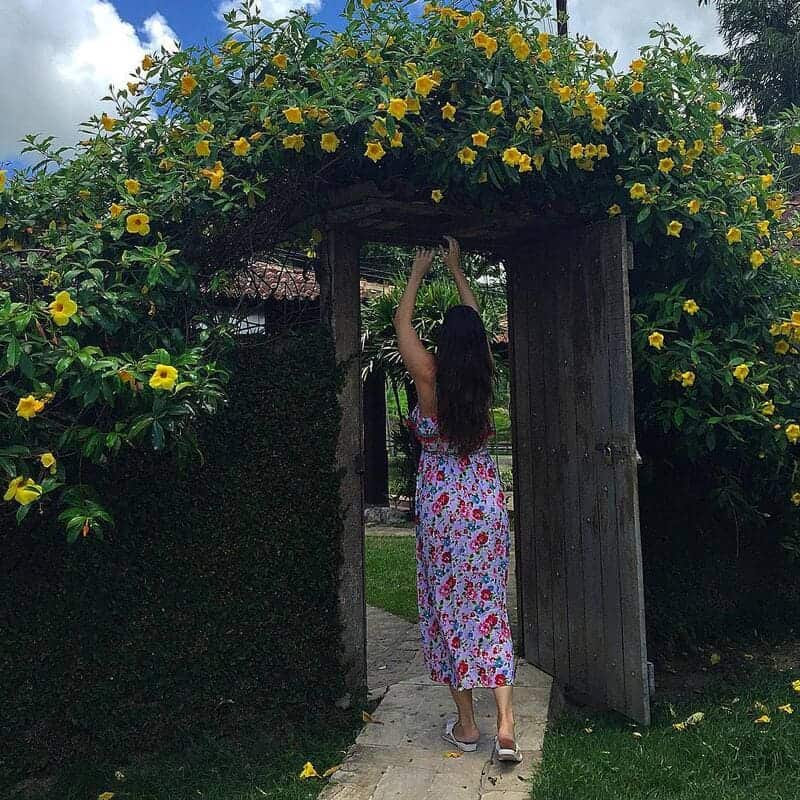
[321,618,552,800]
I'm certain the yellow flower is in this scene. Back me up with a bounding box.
[536,31,550,49]
[142,54,154,70]
[431,188,443,203]
[760,174,774,189]
[608,204,622,217]
[570,143,584,160]
[200,160,225,189]
[282,134,305,152]
[470,10,485,25]
[666,220,683,237]
[441,103,456,121]
[657,138,672,152]
[124,178,140,195]
[126,213,150,236]
[149,364,178,391]
[680,371,696,387]
[472,131,489,148]
[687,199,701,215]
[180,72,198,95]
[518,154,532,173]
[389,131,403,148]
[754,715,771,724]
[733,364,750,382]
[792,143,800,156]
[259,74,277,90]
[109,202,124,219]
[683,299,700,315]
[778,703,794,714]
[101,113,117,131]
[371,118,388,137]
[387,98,407,120]
[630,57,646,73]
[557,86,574,103]
[283,106,303,124]
[49,290,79,326]
[756,219,770,236]
[726,226,742,244]
[776,339,790,355]
[792,679,800,692]
[365,141,386,162]
[488,99,504,115]
[232,137,251,156]
[761,401,776,416]
[630,183,647,200]
[532,154,545,171]
[321,132,340,153]
[40,452,56,470]
[786,423,800,443]
[539,48,552,63]
[750,250,765,269]
[502,147,522,166]
[299,762,320,780]
[195,140,211,157]
[272,53,288,70]
[630,80,644,94]
[758,382,770,393]
[197,120,214,134]
[16,395,45,420]
[658,157,674,174]
[4,477,42,506]
[414,74,437,97]
[457,147,477,165]
[648,331,665,350]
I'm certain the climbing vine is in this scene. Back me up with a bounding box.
[1,0,800,539]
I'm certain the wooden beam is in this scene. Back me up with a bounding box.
[316,226,367,704]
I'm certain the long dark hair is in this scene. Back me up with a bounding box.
[435,305,494,457]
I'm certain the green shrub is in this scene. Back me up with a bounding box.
[0,325,345,787]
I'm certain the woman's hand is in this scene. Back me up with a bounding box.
[442,234,461,272]
[411,246,436,279]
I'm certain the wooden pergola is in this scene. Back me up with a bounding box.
[311,181,652,725]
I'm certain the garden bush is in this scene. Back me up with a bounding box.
[0,325,345,787]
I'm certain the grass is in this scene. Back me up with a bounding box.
[12,706,364,800]
[365,533,418,623]
[531,661,800,800]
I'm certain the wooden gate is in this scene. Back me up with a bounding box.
[503,215,651,725]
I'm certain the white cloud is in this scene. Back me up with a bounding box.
[0,1,178,162]
[215,0,322,23]
[559,0,724,69]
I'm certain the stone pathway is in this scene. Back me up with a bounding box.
[320,602,552,800]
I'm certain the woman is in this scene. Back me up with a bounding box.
[392,235,521,763]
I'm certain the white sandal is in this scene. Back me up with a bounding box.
[442,718,479,752]
[494,735,523,763]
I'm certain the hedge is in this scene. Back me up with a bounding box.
[0,324,345,786]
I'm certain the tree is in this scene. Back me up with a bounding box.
[701,0,800,117]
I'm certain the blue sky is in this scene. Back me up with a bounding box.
[1,0,722,172]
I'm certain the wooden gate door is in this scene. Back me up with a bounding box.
[503,215,651,725]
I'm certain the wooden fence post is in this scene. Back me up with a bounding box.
[316,226,367,704]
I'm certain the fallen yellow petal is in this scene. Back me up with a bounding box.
[362,710,384,724]
[322,764,341,777]
[299,761,320,779]
[98,793,115,800]
[444,751,463,758]
[754,715,771,724]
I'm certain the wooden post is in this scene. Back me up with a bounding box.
[363,366,389,506]
[316,226,367,704]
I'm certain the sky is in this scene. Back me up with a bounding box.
[0,0,724,170]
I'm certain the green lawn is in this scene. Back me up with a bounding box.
[365,533,418,623]
[15,707,364,800]
[532,661,800,800]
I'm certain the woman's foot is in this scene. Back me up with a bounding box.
[453,720,480,744]
[497,719,516,750]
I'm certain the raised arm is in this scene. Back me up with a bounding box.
[392,247,437,383]
[442,234,479,312]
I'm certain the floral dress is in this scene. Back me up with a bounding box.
[407,403,516,690]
